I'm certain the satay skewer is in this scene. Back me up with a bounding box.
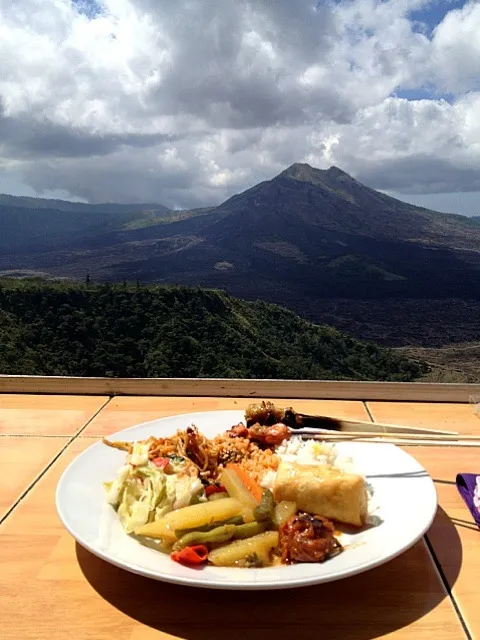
[245,401,458,437]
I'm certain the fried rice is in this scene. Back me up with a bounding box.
[103,426,280,482]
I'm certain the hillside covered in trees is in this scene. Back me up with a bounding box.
[0,279,426,381]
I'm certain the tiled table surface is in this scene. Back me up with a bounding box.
[1,394,478,639]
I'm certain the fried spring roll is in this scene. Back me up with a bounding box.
[273,462,368,527]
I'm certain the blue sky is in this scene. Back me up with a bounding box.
[0,0,479,214]
[409,0,466,35]
[393,2,468,102]
[71,0,103,19]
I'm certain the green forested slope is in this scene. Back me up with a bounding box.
[0,279,426,380]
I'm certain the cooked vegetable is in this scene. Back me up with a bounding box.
[152,457,170,469]
[173,524,237,550]
[130,441,150,466]
[105,463,166,533]
[134,497,244,541]
[133,534,172,555]
[232,521,269,539]
[229,464,264,501]
[244,552,265,568]
[171,545,208,565]
[273,501,297,528]
[174,520,269,552]
[254,489,275,523]
[175,515,244,538]
[208,531,279,567]
[188,493,202,506]
[208,492,229,501]
[205,484,227,497]
[219,465,262,510]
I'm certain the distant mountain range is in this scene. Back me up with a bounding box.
[3,163,480,288]
[2,164,480,356]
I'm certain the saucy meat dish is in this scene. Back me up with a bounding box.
[280,513,342,563]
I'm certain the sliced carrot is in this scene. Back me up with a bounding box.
[226,463,263,502]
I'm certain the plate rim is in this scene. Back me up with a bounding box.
[56,409,438,590]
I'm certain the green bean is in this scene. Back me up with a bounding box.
[254,489,275,523]
[173,524,236,551]
[131,534,172,555]
[175,515,244,538]
[232,520,269,539]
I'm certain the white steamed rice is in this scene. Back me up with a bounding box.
[260,436,358,490]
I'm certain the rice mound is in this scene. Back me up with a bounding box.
[260,437,356,490]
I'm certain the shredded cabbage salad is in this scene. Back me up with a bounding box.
[103,442,204,533]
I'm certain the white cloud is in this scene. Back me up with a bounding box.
[0,0,479,210]
[431,1,480,93]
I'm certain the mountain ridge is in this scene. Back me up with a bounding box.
[0,192,169,214]
[0,278,426,381]
[3,165,480,379]
[2,163,480,307]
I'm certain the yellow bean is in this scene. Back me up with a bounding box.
[208,531,279,567]
[135,498,244,541]
[273,501,297,528]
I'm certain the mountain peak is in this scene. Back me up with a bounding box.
[281,162,316,180]
[325,166,350,178]
[279,162,355,186]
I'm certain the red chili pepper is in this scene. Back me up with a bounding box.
[152,457,170,469]
[205,484,227,497]
[171,545,209,565]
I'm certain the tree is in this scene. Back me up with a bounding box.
[0,278,426,382]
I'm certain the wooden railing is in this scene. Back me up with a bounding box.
[1,374,480,402]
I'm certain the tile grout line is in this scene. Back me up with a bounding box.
[364,398,471,636]
[0,434,78,438]
[0,396,112,527]
[363,401,375,422]
[69,395,113,439]
[424,534,472,639]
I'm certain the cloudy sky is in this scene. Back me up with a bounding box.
[0,0,479,214]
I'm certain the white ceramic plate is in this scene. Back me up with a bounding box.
[56,410,437,590]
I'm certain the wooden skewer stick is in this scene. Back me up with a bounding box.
[300,430,478,441]
[254,405,459,436]
[300,436,480,448]
[289,414,458,436]
[245,402,459,436]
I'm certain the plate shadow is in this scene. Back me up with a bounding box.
[76,509,463,640]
